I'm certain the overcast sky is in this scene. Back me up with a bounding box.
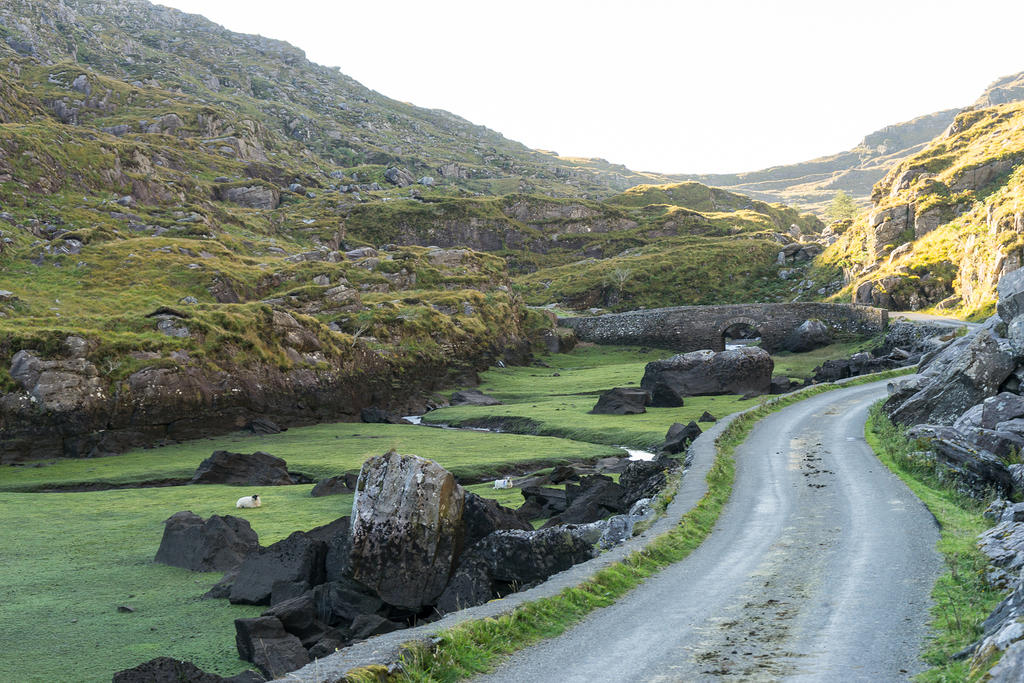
[157,0,1024,175]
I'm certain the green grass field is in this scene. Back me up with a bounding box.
[0,424,618,492]
[0,341,869,681]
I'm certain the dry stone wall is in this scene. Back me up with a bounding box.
[559,303,888,352]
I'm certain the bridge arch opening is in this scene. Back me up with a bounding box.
[720,317,763,350]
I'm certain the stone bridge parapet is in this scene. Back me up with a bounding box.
[559,303,888,352]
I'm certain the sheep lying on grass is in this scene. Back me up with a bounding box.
[235,494,261,508]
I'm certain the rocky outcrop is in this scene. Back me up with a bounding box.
[1,319,530,463]
[154,512,259,572]
[886,330,1015,426]
[641,347,773,405]
[215,184,279,209]
[348,451,466,610]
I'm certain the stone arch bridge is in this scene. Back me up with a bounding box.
[559,303,888,353]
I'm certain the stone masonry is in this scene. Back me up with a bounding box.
[559,303,888,352]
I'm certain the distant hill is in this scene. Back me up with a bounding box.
[679,71,1024,214]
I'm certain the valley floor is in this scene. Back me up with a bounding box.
[473,381,942,682]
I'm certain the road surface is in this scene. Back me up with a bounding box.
[891,310,980,330]
[475,381,942,682]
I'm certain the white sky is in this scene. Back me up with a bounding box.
[157,0,1024,175]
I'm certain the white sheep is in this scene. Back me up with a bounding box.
[235,494,261,508]
[493,478,513,490]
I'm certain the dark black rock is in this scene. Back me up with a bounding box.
[813,352,905,383]
[310,473,358,497]
[544,475,625,526]
[270,580,311,606]
[770,375,794,395]
[660,421,701,454]
[234,616,310,678]
[311,579,384,628]
[245,417,282,435]
[307,629,349,659]
[229,531,327,605]
[435,560,494,614]
[112,656,259,683]
[698,411,717,423]
[154,511,259,572]
[313,516,353,583]
[437,526,599,613]
[202,570,237,600]
[262,594,326,647]
[590,387,651,415]
[462,492,532,547]
[450,389,502,406]
[619,457,676,507]
[191,450,293,486]
[518,486,569,520]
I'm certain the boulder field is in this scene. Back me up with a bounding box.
[143,449,678,679]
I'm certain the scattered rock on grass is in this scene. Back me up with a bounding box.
[590,387,650,415]
[154,511,259,572]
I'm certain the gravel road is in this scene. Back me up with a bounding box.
[474,381,942,682]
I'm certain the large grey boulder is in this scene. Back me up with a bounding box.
[348,450,466,610]
[782,319,832,353]
[886,331,1015,426]
[590,387,650,415]
[640,347,773,406]
[191,450,293,486]
[154,511,259,572]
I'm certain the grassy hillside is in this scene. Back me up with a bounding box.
[812,100,1024,318]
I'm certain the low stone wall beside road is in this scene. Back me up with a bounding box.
[559,303,888,352]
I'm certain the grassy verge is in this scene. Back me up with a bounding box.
[383,381,879,682]
[865,405,1004,682]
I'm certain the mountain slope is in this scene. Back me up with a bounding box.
[811,100,1024,317]
[679,72,1024,214]
[0,0,825,460]
[0,0,679,197]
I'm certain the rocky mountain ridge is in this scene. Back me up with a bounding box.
[680,71,1024,214]
[814,99,1024,317]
